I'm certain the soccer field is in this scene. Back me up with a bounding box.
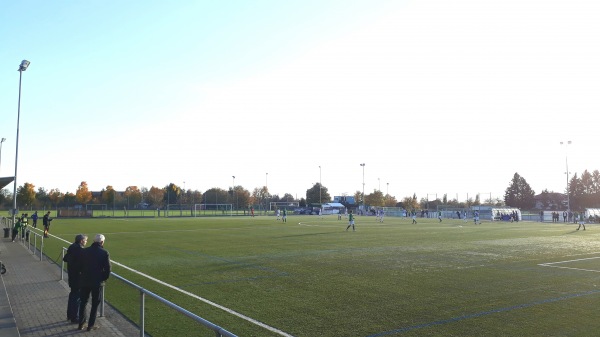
[42,215,600,337]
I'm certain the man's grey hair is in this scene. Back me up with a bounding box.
[75,234,87,243]
[94,234,105,243]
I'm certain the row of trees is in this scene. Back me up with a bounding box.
[2,169,600,212]
[503,169,600,211]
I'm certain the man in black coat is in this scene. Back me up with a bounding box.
[77,234,111,331]
[65,234,87,323]
[42,211,52,237]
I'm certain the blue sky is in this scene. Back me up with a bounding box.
[1,0,599,202]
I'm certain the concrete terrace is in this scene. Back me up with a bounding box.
[0,233,144,337]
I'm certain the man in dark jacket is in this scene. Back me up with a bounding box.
[42,211,52,237]
[77,234,110,331]
[65,234,87,323]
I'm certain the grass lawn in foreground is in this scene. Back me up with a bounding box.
[38,214,600,337]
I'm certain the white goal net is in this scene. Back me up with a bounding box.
[193,204,233,217]
[269,202,299,211]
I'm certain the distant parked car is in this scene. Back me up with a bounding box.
[294,208,310,215]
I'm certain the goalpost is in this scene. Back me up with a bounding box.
[269,202,299,211]
[86,204,107,217]
[193,204,233,217]
[86,204,107,211]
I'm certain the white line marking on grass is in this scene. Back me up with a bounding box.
[111,261,295,337]
[539,256,600,273]
[51,231,294,337]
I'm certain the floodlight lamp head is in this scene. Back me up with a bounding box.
[18,60,30,71]
[1,138,5,143]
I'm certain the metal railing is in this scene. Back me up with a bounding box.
[59,248,237,337]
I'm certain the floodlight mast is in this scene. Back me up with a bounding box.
[560,141,572,213]
[319,166,321,204]
[360,163,366,211]
[12,60,30,227]
[232,176,236,211]
[0,138,6,173]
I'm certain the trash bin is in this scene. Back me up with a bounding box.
[3,227,9,238]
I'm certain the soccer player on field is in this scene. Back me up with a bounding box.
[346,211,355,231]
[276,209,280,220]
[438,210,442,222]
[577,212,586,230]
[282,209,287,223]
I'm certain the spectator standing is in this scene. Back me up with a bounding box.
[65,234,88,323]
[20,213,28,239]
[78,234,111,331]
[31,211,38,228]
[43,211,52,238]
[11,216,22,242]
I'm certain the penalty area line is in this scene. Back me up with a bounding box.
[539,256,600,273]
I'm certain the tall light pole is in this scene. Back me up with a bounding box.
[378,178,380,192]
[386,182,389,196]
[360,163,365,211]
[12,60,30,226]
[232,175,235,211]
[479,192,492,205]
[0,138,6,173]
[319,165,321,204]
[560,141,572,212]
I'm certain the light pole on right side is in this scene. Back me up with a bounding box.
[319,166,321,204]
[560,141,572,213]
[360,163,365,212]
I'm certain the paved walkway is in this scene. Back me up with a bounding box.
[0,233,143,337]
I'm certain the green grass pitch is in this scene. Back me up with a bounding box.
[35,215,600,337]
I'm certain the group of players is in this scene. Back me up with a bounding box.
[275,209,287,222]
[273,207,591,232]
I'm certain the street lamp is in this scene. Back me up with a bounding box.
[427,193,437,213]
[12,60,30,226]
[319,166,321,204]
[386,182,389,196]
[0,138,6,173]
[360,163,365,211]
[478,192,492,205]
[560,141,572,212]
